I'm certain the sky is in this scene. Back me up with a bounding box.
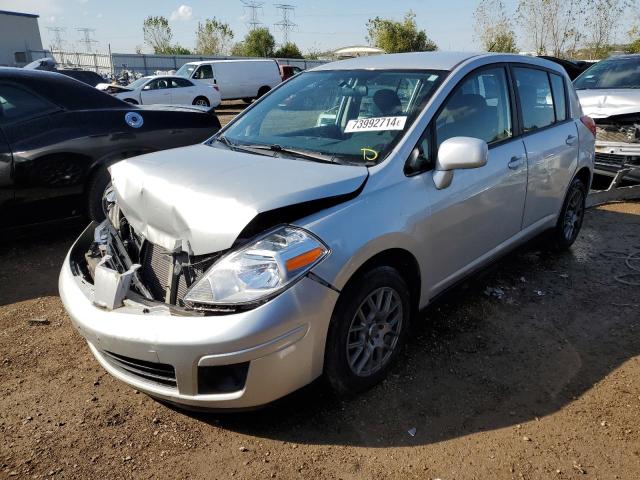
[0,0,636,55]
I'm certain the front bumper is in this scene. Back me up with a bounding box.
[59,224,339,409]
[594,142,640,181]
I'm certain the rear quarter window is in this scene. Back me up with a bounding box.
[0,83,56,125]
[549,73,567,122]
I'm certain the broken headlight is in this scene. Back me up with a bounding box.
[183,226,329,307]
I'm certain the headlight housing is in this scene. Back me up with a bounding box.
[183,226,329,308]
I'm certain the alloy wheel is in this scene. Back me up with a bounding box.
[346,287,403,377]
[563,188,584,241]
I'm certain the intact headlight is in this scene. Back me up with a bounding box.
[183,226,329,307]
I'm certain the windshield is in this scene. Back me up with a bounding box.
[176,63,197,78]
[574,57,640,89]
[218,69,445,165]
[127,77,150,89]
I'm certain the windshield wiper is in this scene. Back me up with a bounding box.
[213,136,272,157]
[240,143,340,164]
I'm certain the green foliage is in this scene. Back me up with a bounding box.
[195,18,234,55]
[273,42,303,59]
[143,16,173,54]
[487,32,518,53]
[241,27,276,57]
[366,11,437,53]
[230,42,247,57]
[475,0,518,53]
[164,45,192,55]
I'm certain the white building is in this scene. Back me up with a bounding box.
[0,10,43,67]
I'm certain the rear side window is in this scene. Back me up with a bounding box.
[172,78,193,88]
[549,73,567,122]
[513,67,555,131]
[0,83,55,125]
[435,67,513,147]
[194,65,213,80]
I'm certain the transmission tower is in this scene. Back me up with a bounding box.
[77,28,98,52]
[46,27,66,51]
[241,0,264,30]
[274,4,296,44]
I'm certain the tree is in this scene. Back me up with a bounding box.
[474,0,518,53]
[241,27,276,57]
[230,42,247,56]
[274,42,303,59]
[366,11,437,53]
[143,16,173,54]
[164,45,192,55]
[195,18,234,55]
[517,0,549,54]
[627,23,640,53]
[546,0,583,58]
[584,0,632,58]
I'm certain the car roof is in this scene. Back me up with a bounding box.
[185,59,277,66]
[0,67,128,110]
[312,52,480,71]
[311,51,565,73]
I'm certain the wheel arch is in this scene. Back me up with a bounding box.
[336,247,421,315]
[574,166,592,190]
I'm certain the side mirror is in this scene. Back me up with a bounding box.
[433,137,488,189]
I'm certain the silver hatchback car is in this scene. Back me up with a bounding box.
[60,52,595,410]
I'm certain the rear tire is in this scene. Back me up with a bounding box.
[257,86,271,98]
[193,96,210,107]
[86,167,112,222]
[547,177,587,251]
[324,266,411,396]
[242,97,253,104]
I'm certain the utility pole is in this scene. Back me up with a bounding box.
[46,27,66,51]
[241,0,264,30]
[77,28,98,53]
[274,4,296,45]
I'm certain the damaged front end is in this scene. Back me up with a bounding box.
[84,201,228,313]
[587,113,640,206]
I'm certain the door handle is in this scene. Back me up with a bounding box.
[566,134,578,146]
[508,155,525,170]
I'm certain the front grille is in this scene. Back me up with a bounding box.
[595,152,640,167]
[102,350,177,388]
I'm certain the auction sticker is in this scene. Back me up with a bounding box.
[345,116,407,133]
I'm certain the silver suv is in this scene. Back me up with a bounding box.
[60,52,595,410]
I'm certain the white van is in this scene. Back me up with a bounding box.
[176,59,281,102]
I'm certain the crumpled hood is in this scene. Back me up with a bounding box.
[109,144,368,255]
[577,89,640,118]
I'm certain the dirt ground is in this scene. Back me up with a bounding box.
[1,104,639,479]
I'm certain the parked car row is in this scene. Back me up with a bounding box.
[56,52,596,411]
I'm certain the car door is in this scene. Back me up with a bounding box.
[140,79,172,105]
[512,66,579,228]
[418,65,529,294]
[169,78,192,104]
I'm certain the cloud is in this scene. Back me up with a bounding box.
[170,5,192,21]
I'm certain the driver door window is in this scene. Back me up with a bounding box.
[435,67,512,147]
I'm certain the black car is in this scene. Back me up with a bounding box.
[0,68,221,229]
[538,56,592,80]
[58,69,106,87]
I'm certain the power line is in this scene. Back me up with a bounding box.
[274,3,297,44]
[241,0,264,30]
[46,27,66,51]
[77,28,98,53]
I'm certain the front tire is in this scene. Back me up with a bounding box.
[548,177,587,250]
[324,266,411,396]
